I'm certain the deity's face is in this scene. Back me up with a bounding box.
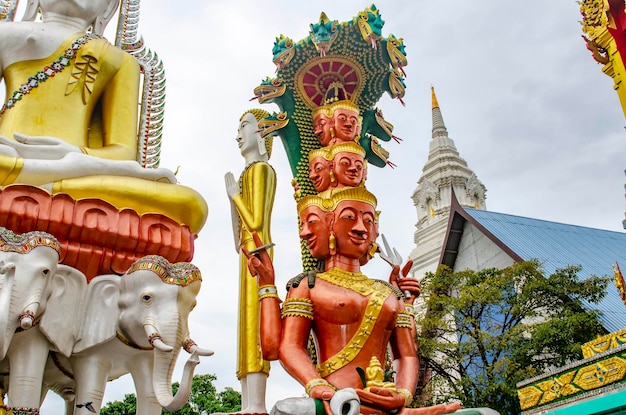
[299,205,332,259]
[332,151,365,188]
[309,156,333,193]
[333,108,360,142]
[313,113,333,147]
[332,200,376,260]
[236,112,262,157]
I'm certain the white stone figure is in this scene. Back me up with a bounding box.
[0,229,87,412]
[67,256,212,415]
[270,388,360,415]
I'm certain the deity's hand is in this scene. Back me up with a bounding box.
[379,234,416,302]
[224,172,240,200]
[309,385,336,401]
[356,387,405,412]
[5,133,82,160]
[242,232,276,286]
[389,260,419,304]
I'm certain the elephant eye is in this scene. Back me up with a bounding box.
[42,269,50,277]
[142,294,152,302]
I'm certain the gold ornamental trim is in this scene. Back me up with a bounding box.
[582,327,626,358]
[517,350,626,411]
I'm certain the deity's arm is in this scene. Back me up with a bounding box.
[243,232,282,360]
[278,286,327,393]
[259,288,282,360]
[388,313,419,397]
[85,49,141,160]
[231,162,276,236]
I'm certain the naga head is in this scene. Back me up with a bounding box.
[386,68,406,106]
[272,34,296,71]
[258,111,289,140]
[385,34,408,76]
[309,12,339,57]
[356,5,385,49]
[252,77,287,105]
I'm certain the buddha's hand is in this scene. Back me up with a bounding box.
[242,232,275,286]
[0,136,19,157]
[356,387,405,412]
[4,133,82,159]
[224,172,240,199]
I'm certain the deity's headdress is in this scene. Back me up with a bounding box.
[327,142,366,160]
[297,187,377,214]
[308,147,332,163]
[324,82,361,122]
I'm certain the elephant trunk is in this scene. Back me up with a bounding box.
[152,316,200,412]
[0,262,15,359]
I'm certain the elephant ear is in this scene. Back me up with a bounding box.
[73,274,122,354]
[40,264,88,357]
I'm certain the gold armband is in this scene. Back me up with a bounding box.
[396,388,413,406]
[281,297,314,320]
[396,311,412,328]
[404,304,416,315]
[305,378,336,396]
[258,285,279,301]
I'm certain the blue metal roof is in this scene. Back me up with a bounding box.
[464,208,626,333]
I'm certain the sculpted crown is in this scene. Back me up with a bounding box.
[308,147,331,162]
[0,227,61,255]
[297,187,377,214]
[127,255,202,287]
[327,141,366,159]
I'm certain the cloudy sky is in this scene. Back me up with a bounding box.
[9,0,622,412]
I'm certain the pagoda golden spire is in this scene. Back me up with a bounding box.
[431,85,440,109]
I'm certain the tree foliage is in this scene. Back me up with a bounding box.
[100,374,241,415]
[416,260,609,414]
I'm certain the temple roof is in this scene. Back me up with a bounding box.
[444,198,626,333]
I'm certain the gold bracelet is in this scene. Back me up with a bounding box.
[258,285,279,300]
[396,388,413,406]
[404,304,416,315]
[304,378,335,396]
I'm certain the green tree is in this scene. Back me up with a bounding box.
[416,260,609,414]
[100,374,241,415]
[100,394,136,415]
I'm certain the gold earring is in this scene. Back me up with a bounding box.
[329,127,336,138]
[368,242,378,258]
[329,171,336,183]
[329,232,336,254]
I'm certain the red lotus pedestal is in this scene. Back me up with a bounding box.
[0,184,196,281]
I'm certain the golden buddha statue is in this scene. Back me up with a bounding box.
[0,0,207,233]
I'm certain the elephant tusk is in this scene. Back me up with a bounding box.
[18,309,36,330]
[143,323,174,352]
[149,333,174,352]
[183,338,214,356]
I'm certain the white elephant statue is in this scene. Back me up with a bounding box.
[67,255,213,415]
[0,227,87,413]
